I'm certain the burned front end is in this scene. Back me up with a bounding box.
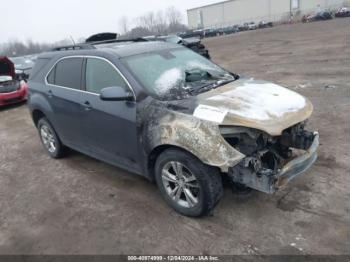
[221,122,319,194]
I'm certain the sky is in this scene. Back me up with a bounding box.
[0,0,217,44]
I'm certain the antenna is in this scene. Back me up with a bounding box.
[69,35,76,46]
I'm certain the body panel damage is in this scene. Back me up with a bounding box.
[142,102,245,173]
[195,78,313,136]
[141,78,318,193]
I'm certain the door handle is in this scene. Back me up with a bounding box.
[47,90,53,98]
[82,101,92,111]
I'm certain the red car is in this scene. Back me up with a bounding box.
[0,56,28,106]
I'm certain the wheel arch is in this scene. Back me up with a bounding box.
[32,109,46,127]
[147,144,212,181]
[147,144,219,181]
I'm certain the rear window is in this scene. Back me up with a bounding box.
[47,57,83,90]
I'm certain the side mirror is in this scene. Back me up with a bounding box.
[100,86,134,101]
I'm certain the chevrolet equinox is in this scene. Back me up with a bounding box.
[28,41,319,217]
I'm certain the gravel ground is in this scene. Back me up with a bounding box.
[0,18,349,255]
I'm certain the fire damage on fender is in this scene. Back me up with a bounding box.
[141,77,319,195]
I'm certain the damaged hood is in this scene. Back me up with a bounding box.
[191,78,313,136]
[0,56,15,78]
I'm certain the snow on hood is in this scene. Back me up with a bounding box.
[207,82,306,120]
[194,78,313,136]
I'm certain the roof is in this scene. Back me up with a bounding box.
[39,41,181,60]
[187,0,235,12]
[104,41,180,58]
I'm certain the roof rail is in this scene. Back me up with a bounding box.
[89,38,148,45]
[50,38,148,52]
[51,44,96,52]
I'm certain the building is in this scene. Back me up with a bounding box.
[187,0,346,29]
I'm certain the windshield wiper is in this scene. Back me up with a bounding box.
[191,78,236,94]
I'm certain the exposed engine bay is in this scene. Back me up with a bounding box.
[0,77,21,94]
[221,122,318,193]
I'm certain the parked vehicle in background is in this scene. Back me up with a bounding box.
[222,25,239,35]
[246,22,258,30]
[178,30,204,39]
[238,23,248,31]
[258,21,273,29]
[203,28,222,37]
[28,40,319,217]
[302,11,333,22]
[143,35,210,59]
[9,56,35,81]
[0,56,28,107]
[335,7,350,17]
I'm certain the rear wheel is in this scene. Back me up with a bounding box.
[155,149,223,217]
[38,118,65,158]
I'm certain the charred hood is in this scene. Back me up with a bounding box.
[163,78,313,136]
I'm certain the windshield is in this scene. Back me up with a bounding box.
[122,48,236,100]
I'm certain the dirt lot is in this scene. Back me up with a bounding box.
[1,18,350,255]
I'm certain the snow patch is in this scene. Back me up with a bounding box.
[208,82,306,121]
[154,68,184,95]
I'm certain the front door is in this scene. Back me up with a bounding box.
[81,57,140,172]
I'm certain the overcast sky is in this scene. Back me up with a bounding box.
[0,0,217,44]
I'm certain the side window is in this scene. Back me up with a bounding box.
[47,66,55,84]
[85,58,128,94]
[47,58,83,90]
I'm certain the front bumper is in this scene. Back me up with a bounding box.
[274,132,319,190]
[230,132,319,194]
[0,86,28,106]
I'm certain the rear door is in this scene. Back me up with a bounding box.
[46,57,87,149]
[81,57,140,172]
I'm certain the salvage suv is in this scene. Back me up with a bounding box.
[28,40,319,217]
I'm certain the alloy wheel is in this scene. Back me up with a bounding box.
[161,161,200,208]
[40,125,56,153]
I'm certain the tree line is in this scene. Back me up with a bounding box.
[0,6,187,57]
[119,6,188,39]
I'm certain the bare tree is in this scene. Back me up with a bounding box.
[153,10,168,35]
[134,7,186,36]
[125,26,152,38]
[0,38,72,57]
[166,6,183,25]
[138,12,157,32]
[119,16,129,35]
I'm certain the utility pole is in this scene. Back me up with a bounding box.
[289,0,293,23]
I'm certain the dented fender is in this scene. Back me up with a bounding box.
[143,106,245,172]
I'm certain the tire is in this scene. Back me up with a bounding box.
[37,117,65,158]
[155,149,223,217]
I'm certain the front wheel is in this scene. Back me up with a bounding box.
[155,149,223,217]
